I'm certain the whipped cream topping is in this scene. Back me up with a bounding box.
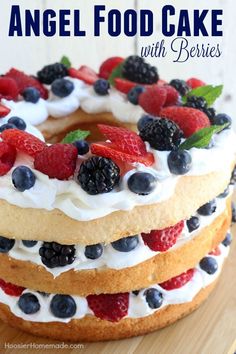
[7,193,229,277]
[0,243,229,323]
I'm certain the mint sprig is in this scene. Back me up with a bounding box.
[108,62,124,86]
[179,124,228,150]
[60,56,71,69]
[183,85,223,106]
[62,129,90,144]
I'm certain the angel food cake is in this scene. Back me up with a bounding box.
[0,57,234,341]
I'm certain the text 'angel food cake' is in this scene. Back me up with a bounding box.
[0,55,235,341]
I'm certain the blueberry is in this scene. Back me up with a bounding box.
[127,86,145,105]
[73,140,89,155]
[132,290,140,296]
[0,123,16,132]
[51,78,74,98]
[111,235,139,252]
[93,79,110,95]
[199,257,218,274]
[22,87,40,103]
[22,240,38,248]
[217,186,230,198]
[50,294,76,318]
[128,172,157,195]
[211,113,232,128]
[18,293,40,314]
[85,243,103,259]
[168,150,192,175]
[12,166,36,192]
[197,200,217,216]
[186,216,200,233]
[8,117,26,131]
[222,232,232,247]
[144,288,163,309]
[0,236,15,253]
[137,115,154,131]
[232,202,236,223]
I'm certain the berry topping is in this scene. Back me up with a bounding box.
[12,166,36,192]
[199,257,218,274]
[169,79,190,96]
[77,156,120,195]
[127,86,145,105]
[39,242,76,268]
[1,129,46,157]
[137,115,155,132]
[8,117,26,131]
[144,288,163,309]
[99,56,124,80]
[0,123,16,132]
[37,63,68,85]
[232,202,236,223]
[114,78,137,94]
[209,246,221,256]
[160,107,210,137]
[0,236,15,253]
[122,55,159,84]
[50,294,77,318]
[93,79,110,95]
[68,66,99,85]
[22,87,40,103]
[127,172,157,195]
[197,200,216,216]
[85,244,103,259]
[111,235,139,252]
[211,113,232,127]
[22,240,38,247]
[0,141,16,176]
[167,150,192,175]
[51,78,74,98]
[73,140,89,155]
[218,186,230,198]
[141,220,184,252]
[186,216,200,233]
[139,118,183,151]
[222,233,232,247]
[0,77,19,100]
[160,269,195,290]
[18,293,40,314]
[186,77,206,89]
[139,86,167,116]
[87,292,129,322]
[0,279,25,296]
[34,144,78,180]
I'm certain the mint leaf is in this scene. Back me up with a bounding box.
[108,62,124,86]
[62,129,90,144]
[179,124,228,150]
[183,85,223,106]
[60,56,71,69]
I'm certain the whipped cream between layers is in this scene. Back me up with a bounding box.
[0,243,229,323]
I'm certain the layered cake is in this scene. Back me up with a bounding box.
[0,56,234,341]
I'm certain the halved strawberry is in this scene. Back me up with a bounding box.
[0,104,11,117]
[0,142,17,176]
[0,77,19,101]
[68,66,99,85]
[99,57,124,80]
[0,279,25,296]
[114,78,137,94]
[159,269,195,290]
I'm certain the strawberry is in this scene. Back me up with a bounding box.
[68,66,99,85]
[141,220,184,252]
[0,103,11,117]
[5,68,48,99]
[1,129,46,157]
[91,142,154,167]
[139,86,167,115]
[160,269,195,290]
[160,106,210,137]
[186,77,206,89]
[99,57,124,80]
[114,78,137,94]
[164,85,179,106]
[0,77,19,101]
[0,142,17,176]
[0,279,25,296]
[34,144,78,180]
[209,246,221,256]
[87,293,129,322]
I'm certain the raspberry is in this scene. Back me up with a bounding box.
[160,106,210,137]
[164,85,179,106]
[0,142,17,176]
[99,57,124,80]
[34,144,78,180]
[159,269,195,290]
[1,129,46,157]
[186,77,206,89]
[122,55,159,84]
[68,66,98,85]
[141,220,184,252]
[209,246,221,256]
[114,78,137,94]
[87,292,129,322]
[0,77,19,101]
[0,103,11,117]
[0,279,25,296]
[139,86,167,115]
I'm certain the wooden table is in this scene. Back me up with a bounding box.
[0,226,235,354]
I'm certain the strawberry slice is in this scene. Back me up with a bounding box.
[68,66,99,85]
[0,77,19,101]
[0,103,11,117]
[160,269,195,290]
[99,57,124,80]
[114,78,137,94]
[0,142,17,176]
[0,279,25,296]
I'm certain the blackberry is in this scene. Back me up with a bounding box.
[169,79,190,96]
[202,107,216,121]
[37,63,68,85]
[184,95,207,109]
[77,157,120,195]
[139,118,183,151]
[39,242,75,268]
[122,55,159,85]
